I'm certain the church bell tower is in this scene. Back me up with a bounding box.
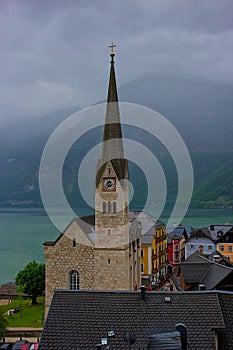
[94,44,130,290]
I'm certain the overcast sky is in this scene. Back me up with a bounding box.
[0,0,232,121]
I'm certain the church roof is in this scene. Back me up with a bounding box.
[38,289,233,349]
[44,211,155,247]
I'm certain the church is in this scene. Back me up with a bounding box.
[44,46,148,313]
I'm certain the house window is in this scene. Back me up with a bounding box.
[190,245,194,250]
[141,263,144,272]
[208,245,212,250]
[220,245,224,252]
[103,202,106,213]
[72,238,76,248]
[174,252,179,262]
[175,244,179,251]
[228,246,232,252]
[152,249,154,255]
[141,249,144,258]
[69,270,79,290]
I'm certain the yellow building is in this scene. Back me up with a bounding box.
[151,221,168,280]
[140,215,168,286]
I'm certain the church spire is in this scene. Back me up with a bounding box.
[101,43,125,163]
[96,44,128,186]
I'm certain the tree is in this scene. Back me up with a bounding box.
[16,261,45,305]
[0,314,7,340]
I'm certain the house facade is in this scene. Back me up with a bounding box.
[185,228,215,259]
[208,225,233,262]
[140,217,168,286]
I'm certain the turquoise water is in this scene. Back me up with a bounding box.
[0,208,232,285]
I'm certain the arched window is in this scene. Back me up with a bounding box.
[69,270,80,290]
[103,202,107,213]
[113,202,116,213]
[108,201,112,213]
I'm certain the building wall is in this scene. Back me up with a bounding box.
[141,246,149,274]
[151,225,168,279]
[185,237,215,259]
[217,243,233,262]
[94,247,130,290]
[44,226,95,314]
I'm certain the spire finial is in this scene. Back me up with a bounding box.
[108,42,116,62]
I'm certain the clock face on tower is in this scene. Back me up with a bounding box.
[102,178,116,191]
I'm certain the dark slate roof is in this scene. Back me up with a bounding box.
[185,250,233,267]
[181,262,211,284]
[38,290,233,350]
[218,293,233,349]
[202,264,233,290]
[184,250,209,263]
[187,228,213,241]
[208,224,233,241]
[179,253,233,289]
[208,250,233,267]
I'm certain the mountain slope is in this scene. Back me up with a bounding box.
[0,73,232,208]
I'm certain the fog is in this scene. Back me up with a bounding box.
[0,0,232,121]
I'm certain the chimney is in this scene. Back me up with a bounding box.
[213,254,220,262]
[175,323,187,350]
[199,284,206,291]
[140,285,146,302]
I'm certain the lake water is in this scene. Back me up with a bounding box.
[0,207,232,285]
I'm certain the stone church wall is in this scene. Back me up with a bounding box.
[45,232,95,314]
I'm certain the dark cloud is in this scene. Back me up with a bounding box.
[0,0,232,120]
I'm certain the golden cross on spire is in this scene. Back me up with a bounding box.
[108,42,116,57]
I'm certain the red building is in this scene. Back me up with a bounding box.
[167,226,191,270]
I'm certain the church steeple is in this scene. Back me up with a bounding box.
[101,43,125,164]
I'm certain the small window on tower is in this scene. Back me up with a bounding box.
[103,202,107,213]
[72,238,76,248]
[108,229,111,235]
[113,202,116,213]
[108,201,112,213]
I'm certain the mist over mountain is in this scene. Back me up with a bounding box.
[120,73,233,152]
[0,73,232,208]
